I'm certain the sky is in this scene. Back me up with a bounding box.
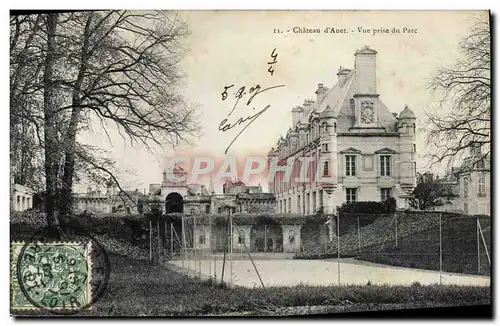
[79,10,489,193]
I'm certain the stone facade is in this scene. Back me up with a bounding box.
[268,46,417,214]
[73,184,146,215]
[154,165,277,215]
[12,183,34,212]
[456,151,491,216]
[180,215,327,253]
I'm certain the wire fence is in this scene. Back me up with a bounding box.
[145,211,490,287]
[10,209,489,288]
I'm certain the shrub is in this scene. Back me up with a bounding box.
[338,198,397,214]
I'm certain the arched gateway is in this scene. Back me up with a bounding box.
[165,192,184,213]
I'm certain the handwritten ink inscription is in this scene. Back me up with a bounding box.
[267,48,278,76]
[218,49,285,154]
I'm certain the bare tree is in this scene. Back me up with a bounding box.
[10,11,199,234]
[426,19,491,171]
[10,15,45,190]
[56,11,199,219]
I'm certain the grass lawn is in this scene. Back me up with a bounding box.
[73,253,489,316]
[10,214,491,317]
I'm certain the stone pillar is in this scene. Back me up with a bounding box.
[282,224,302,253]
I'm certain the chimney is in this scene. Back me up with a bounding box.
[337,66,351,88]
[315,83,326,104]
[354,46,377,94]
[291,106,304,126]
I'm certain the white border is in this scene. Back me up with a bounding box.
[2,2,497,326]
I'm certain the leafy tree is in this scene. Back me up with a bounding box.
[412,179,458,210]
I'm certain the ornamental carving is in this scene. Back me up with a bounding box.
[360,100,375,124]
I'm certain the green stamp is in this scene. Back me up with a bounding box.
[11,242,92,312]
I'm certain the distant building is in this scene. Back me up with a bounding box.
[455,148,491,216]
[73,182,147,215]
[11,183,34,212]
[152,164,277,215]
[268,46,417,214]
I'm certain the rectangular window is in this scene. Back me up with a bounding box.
[346,188,357,203]
[297,195,301,213]
[288,199,291,213]
[199,235,206,245]
[478,175,486,196]
[380,155,391,176]
[322,144,329,152]
[205,205,210,214]
[381,188,392,201]
[323,161,329,176]
[346,155,356,176]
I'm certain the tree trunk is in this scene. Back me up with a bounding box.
[42,13,61,238]
[59,14,93,220]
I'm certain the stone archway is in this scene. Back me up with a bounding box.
[165,192,184,213]
[250,216,283,252]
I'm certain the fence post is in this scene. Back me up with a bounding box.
[439,213,442,285]
[264,224,267,253]
[214,235,217,282]
[209,215,212,279]
[477,218,481,274]
[181,215,185,270]
[395,213,398,248]
[337,214,340,286]
[477,218,491,266]
[157,220,160,263]
[357,216,361,253]
[229,210,233,286]
[170,222,174,258]
[149,219,152,261]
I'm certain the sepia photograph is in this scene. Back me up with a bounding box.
[9,9,491,317]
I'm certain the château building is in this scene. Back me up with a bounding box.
[267,46,417,214]
[456,147,491,215]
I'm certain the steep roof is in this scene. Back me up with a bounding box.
[398,105,416,119]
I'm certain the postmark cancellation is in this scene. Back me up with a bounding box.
[10,241,93,312]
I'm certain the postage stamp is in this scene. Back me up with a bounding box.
[11,241,93,311]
